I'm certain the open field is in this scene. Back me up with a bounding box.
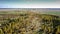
[0,8,60,34]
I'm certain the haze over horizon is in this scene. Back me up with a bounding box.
[0,8,60,16]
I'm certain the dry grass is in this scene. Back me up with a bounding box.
[0,11,60,34]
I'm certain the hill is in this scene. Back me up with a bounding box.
[0,11,60,34]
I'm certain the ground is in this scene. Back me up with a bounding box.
[0,11,60,34]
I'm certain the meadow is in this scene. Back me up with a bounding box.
[0,9,60,34]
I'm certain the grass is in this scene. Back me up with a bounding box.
[0,10,60,34]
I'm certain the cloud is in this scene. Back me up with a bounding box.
[0,3,60,8]
[0,0,60,8]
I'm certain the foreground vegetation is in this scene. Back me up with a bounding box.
[0,11,60,34]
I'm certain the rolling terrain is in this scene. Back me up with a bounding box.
[0,9,60,34]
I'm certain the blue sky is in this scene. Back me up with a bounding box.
[0,0,60,8]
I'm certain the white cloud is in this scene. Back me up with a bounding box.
[0,2,60,8]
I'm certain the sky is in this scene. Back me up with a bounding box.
[0,0,60,8]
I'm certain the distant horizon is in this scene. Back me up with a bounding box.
[0,8,60,16]
[0,8,60,10]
